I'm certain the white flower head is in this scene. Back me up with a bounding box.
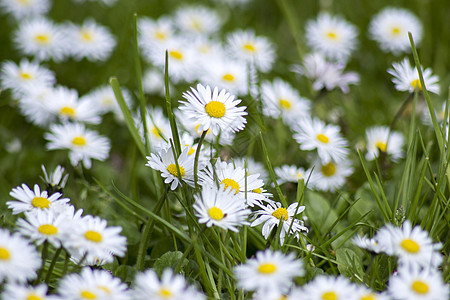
[365,126,405,161]
[138,17,174,54]
[1,283,53,300]
[310,158,354,192]
[174,5,223,36]
[81,84,132,119]
[352,235,382,253]
[17,84,56,127]
[299,275,357,300]
[275,165,312,185]
[0,0,50,20]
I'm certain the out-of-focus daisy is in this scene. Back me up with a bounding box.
[352,235,382,253]
[179,84,247,135]
[14,17,67,61]
[353,285,390,300]
[193,185,251,232]
[57,267,129,300]
[0,228,41,283]
[45,122,111,169]
[369,7,422,55]
[142,68,165,96]
[81,84,132,119]
[234,249,304,294]
[226,29,276,72]
[365,126,405,161]
[251,201,307,245]
[388,268,448,300]
[388,58,440,94]
[0,0,50,20]
[7,183,70,215]
[233,156,269,182]
[293,118,349,163]
[275,165,312,185]
[65,19,116,61]
[299,275,356,300]
[139,106,173,151]
[41,164,69,194]
[132,268,205,300]
[138,17,174,54]
[174,5,222,36]
[261,78,311,127]
[2,283,54,300]
[305,13,358,62]
[17,84,55,127]
[310,158,354,192]
[146,145,195,190]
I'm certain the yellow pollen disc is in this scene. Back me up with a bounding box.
[102,98,113,106]
[31,196,51,209]
[72,136,87,146]
[26,294,42,300]
[98,285,111,294]
[0,247,11,260]
[222,74,235,82]
[84,230,103,243]
[208,206,224,220]
[34,34,50,44]
[376,141,387,152]
[167,163,186,177]
[297,172,303,179]
[38,224,58,235]
[321,162,336,177]
[81,30,93,42]
[279,99,292,110]
[19,71,32,80]
[18,0,30,5]
[221,178,240,194]
[411,79,422,90]
[159,288,172,298]
[205,101,226,118]
[326,31,338,40]
[317,133,329,143]
[257,263,277,274]
[321,291,337,300]
[169,50,183,60]
[155,31,166,40]
[190,19,201,30]
[411,280,429,294]
[400,238,420,253]
[391,27,401,35]
[272,207,288,221]
[360,294,376,300]
[59,106,76,118]
[243,43,256,52]
[253,188,262,193]
[152,127,162,138]
[80,290,97,299]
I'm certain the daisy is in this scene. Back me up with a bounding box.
[0,0,50,20]
[233,156,269,182]
[178,84,247,136]
[293,118,349,163]
[7,183,70,215]
[226,29,276,72]
[173,5,222,36]
[2,283,54,300]
[45,122,111,169]
[274,165,312,185]
[17,84,55,127]
[261,78,311,127]
[138,17,174,54]
[305,13,358,62]
[365,126,405,161]
[193,185,251,232]
[41,164,69,193]
[388,58,440,94]
[146,145,195,190]
[352,235,382,253]
[0,228,41,283]
[299,275,356,300]
[251,201,307,245]
[353,285,390,300]
[139,106,172,151]
[14,17,68,61]
[80,84,131,118]
[309,158,354,192]
[234,249,304,294]
[142,68,165,96]
[65,19,116,61]
[369,7,422,55]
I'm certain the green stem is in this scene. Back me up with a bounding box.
[34,241,49,284]
[194,130,208,189]
[62,249,70,277]
[45,246,62,283]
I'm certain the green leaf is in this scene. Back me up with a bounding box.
[114,265,138,284]
[304,191,338,234]
[153,251,189,276]
[335,248,364,282]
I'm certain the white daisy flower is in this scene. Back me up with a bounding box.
[138,17,174,54]
[352,235,382,253]
[41,164,69,193]
[179,84,247,136]
[146,145,195,190]
[7,183,70,215]
[233,156,269,182]
[193,185,251,232]
[251,201,307,245]
[353,285,390,300]
[234,249,304,294]
[388,58,440,95]
[299,275,357,300]
[305,13,358,62]
[14,17,68,61]
[226,29,276,72]
[369,7,422,55]
[261,78,311,127]
[365,126,405,161]
[310,158,354,192]
[45,122,111,169]
[0,228,41,283]
[139,106,173,152]
[57,267,129,300]
[274,165,312,185]
[2,283,54,300]
[80,84,132,119]
[18,84,55,127]
[132,268,205,300]
[0,0,50,20]
[142,68,165,96]
[65,19,116,61]
[293,118,349,163]
[174,5,223,36]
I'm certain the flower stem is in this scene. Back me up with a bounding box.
[45,246,62,283]
[34,241,49,284]
[194,130,208,189]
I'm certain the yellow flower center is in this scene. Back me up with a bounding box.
[26,294,42,300]
[158,288,172,298]
[60,106,76,118]
[208,206,224,220]
[188,147,195,155]
[257,263,277,274]
[0,247,11,260]
[81,30,93,42]
[80,290,97,299]
[272,207,288,221]
[167,163,185,177]
[98,285,110,294]
[31,196,51,209]
[38,224,58,235]
[391,27,401,35]
[243,43,256,52]
[102,97,113,106]
[222,74,235,82]
[297,172,303,179]
[321,162,336,177]
[411,79,422,90]
[400,238,420,253]
[169,50,183,60]
[205,101,226,118]
[326,31,338,40]
[322,291,337,300]
[360,294,376,300]
[155,31,166,40]
[279,99,292,110]
[18,0,30,5]
[317,133,329,143]
[72,136,87,146]
[19,71,32,80]
[411,280,429,294]
[34,34,50,44]
[84,230,103,243]
[221,178,240,194]
[376,141,387,152]
[253,188,262,193]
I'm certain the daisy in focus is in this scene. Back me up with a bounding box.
[388,58,440,94]
[310,158,354,192]
[234,249,304,295]
[369,7,422,55]
[365,126,405,161]
[45,122,111,169]
[0,0,50,20]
